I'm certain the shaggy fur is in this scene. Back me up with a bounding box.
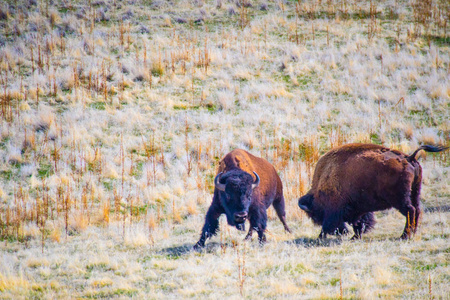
[298,143,448,239]
[194,149,291,249]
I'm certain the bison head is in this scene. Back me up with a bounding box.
[214,170,260,231]
[298,194,324,226]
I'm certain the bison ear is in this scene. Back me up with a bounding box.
[214,172,226,191]
[251,172,260,189]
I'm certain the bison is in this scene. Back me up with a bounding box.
[194,149,291,250]
[298,143,448,240]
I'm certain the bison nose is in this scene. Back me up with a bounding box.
[234,212,248,223]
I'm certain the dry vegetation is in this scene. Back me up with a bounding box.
[0,0,449,298]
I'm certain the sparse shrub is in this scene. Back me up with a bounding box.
[0,0,448,298]
[151,61,164,77]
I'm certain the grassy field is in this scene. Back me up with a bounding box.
[0,0,449,298]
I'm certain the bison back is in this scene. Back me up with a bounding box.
[311,144,417,211]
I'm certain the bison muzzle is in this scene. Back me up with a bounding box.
[298,143,448,240]
[194,149,291,250]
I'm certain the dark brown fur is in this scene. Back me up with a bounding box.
[298,143,448,239]
[194,149,291,249]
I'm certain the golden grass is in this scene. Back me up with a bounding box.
[0,0,449,298]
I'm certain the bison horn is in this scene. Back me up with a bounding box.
[251,172,260,189]
[214,172,226,191]
[298,204,311,212]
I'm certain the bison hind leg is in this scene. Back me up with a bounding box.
[399,204,417,240]
[351,213,376,240]
[410,169,422,234]
[273,195,291,233]
[335,223,349,236]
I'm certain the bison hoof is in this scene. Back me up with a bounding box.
[399,233,412,240]
[193,243,205,252]
[350,235,361,240]
[258,235,267,245]
[318,231,327,239]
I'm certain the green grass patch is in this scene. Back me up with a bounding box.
[0,170,13,181]
[370,133,382,144]
[84,288,138,299]
[429,247,450,255]
[408,85,418,94]
[415,263,439,271]
[0,136,10,149]
[89,102,106,110]
[37,164,53,179]
[130,204,148,218]
[283,262,310,275]
[424,35,450,47]
[328,277,340,286]
[257,263,309,276]
[160,282,176,292]
[130,161,144,178]
[297,75,313,88]
[172,227,196,236]
[173,105,191,110]
[174,103,217,112]
[385,36,397,49]
[102,180,114,191]
[424,233,449,240]
[85,262,110,273]
[204,102,217,112]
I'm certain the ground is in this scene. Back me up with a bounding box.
[0,0,449,299]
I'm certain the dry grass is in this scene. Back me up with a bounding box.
[0,0,449,298]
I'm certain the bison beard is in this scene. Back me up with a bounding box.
[298,144,448,240]
[194,149,291,250]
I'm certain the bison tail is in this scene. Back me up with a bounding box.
[298,194,314,212]
[407,145,449,162]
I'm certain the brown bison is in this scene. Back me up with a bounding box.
[194,149,291,250]
[298,143,448,240]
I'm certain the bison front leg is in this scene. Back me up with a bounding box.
[248,206,267,245]
[244,227,254,241]
[319,223,347,239]
[194,203,224,250]
[320,210,344,239]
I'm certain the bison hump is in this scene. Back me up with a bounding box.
[219,149,257,181]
